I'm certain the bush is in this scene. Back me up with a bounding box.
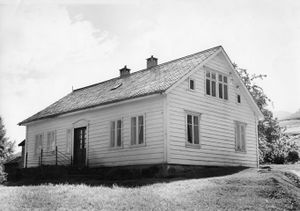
[0,165,7,183]
[287,151,299,164]
[273,154,285,164]
[260,135,299,164]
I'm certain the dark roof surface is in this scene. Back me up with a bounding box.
[18,139,25,147]
[4,153,22,165]
[19,46,221,125]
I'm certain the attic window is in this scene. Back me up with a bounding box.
[189,79,195,90]
[237,94,241,103]
[111,83,122,90]
[206,70,228,100]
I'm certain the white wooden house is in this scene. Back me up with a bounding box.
[19,46,264,168]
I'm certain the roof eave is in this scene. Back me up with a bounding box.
[219,47,264,121]
[18,91,165,126]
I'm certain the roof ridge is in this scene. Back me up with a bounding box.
[73,45,222,92]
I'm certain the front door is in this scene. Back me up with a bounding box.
[73,127,86,167]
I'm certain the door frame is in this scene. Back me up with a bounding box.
[72,119,89,166]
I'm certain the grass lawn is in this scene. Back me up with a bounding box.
[0,165,299,210]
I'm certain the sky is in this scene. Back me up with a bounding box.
[0,0,300,149]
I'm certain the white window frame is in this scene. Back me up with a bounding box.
[34,133,43,157]
[185,111,201,148]
[205,69,229,100]
[188,78,196,91]
[235,121,247,152]
[46,130,56,152]
[130,114,146,146]
[218,73,228,100]
[110,119,123,148]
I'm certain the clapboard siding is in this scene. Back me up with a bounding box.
[167,52,258,167]
[26,95,165,167]
[24,50,259,169]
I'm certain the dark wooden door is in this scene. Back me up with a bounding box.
[73,127,86,167]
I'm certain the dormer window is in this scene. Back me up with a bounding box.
[189,79,195,90]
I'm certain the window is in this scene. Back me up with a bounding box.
[218,74,228,100]
[235,122,246,152]
[206,70,228,100]
[46,131,56,152]
[189,79,195,90]
[186,113,200,146]
[66,129,72,153]
[34,134,43,156]
[110,119,122,147]
[237,94,241,103]
[131,115,145,145]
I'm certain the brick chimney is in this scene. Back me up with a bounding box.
[146,56,158,69]
[119,65,130,77]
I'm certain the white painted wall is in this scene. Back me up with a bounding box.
[24,51,259,168]
[25,95,165,167]
[167,52,259,167]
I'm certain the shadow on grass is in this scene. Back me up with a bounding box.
[4,166,249,187]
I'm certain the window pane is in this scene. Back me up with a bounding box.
[224,85,228,100]
[138,116,144,144]
[47,133,51,151]
[66,129,71,153]
[187,115,192,124]
[218,74,222,81]
[39,135,43,151]
[219,83,223,99]
[193,116,199,144]
[131,117,136,145]
[51,132,55,150]
[111,121,115,147]
[224,76,228,83]
[212,81,216,97]
[241,125,245,151]
[193,116,199,126]
[35,135,38,155]
[194,124,199,144]
[117,120,122,147]
[237,95,241,103]
[190,80,194,90]
[236,124,241,150]
[187,124,192,143]
[206,79,210,95]
[50,132,53,150]
[117,120,121,130]
[206,71,210,78]
[212,73,216,80]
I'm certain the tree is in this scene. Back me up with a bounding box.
[0,116,14,182]
[234,65,298,164]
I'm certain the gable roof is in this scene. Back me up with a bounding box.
[19,46,221,125]
[18,139,25,147]
[164,47,264,120]
[219,48,264,120]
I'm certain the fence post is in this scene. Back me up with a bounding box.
[55,146,58,166]
[25,152,28,168]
